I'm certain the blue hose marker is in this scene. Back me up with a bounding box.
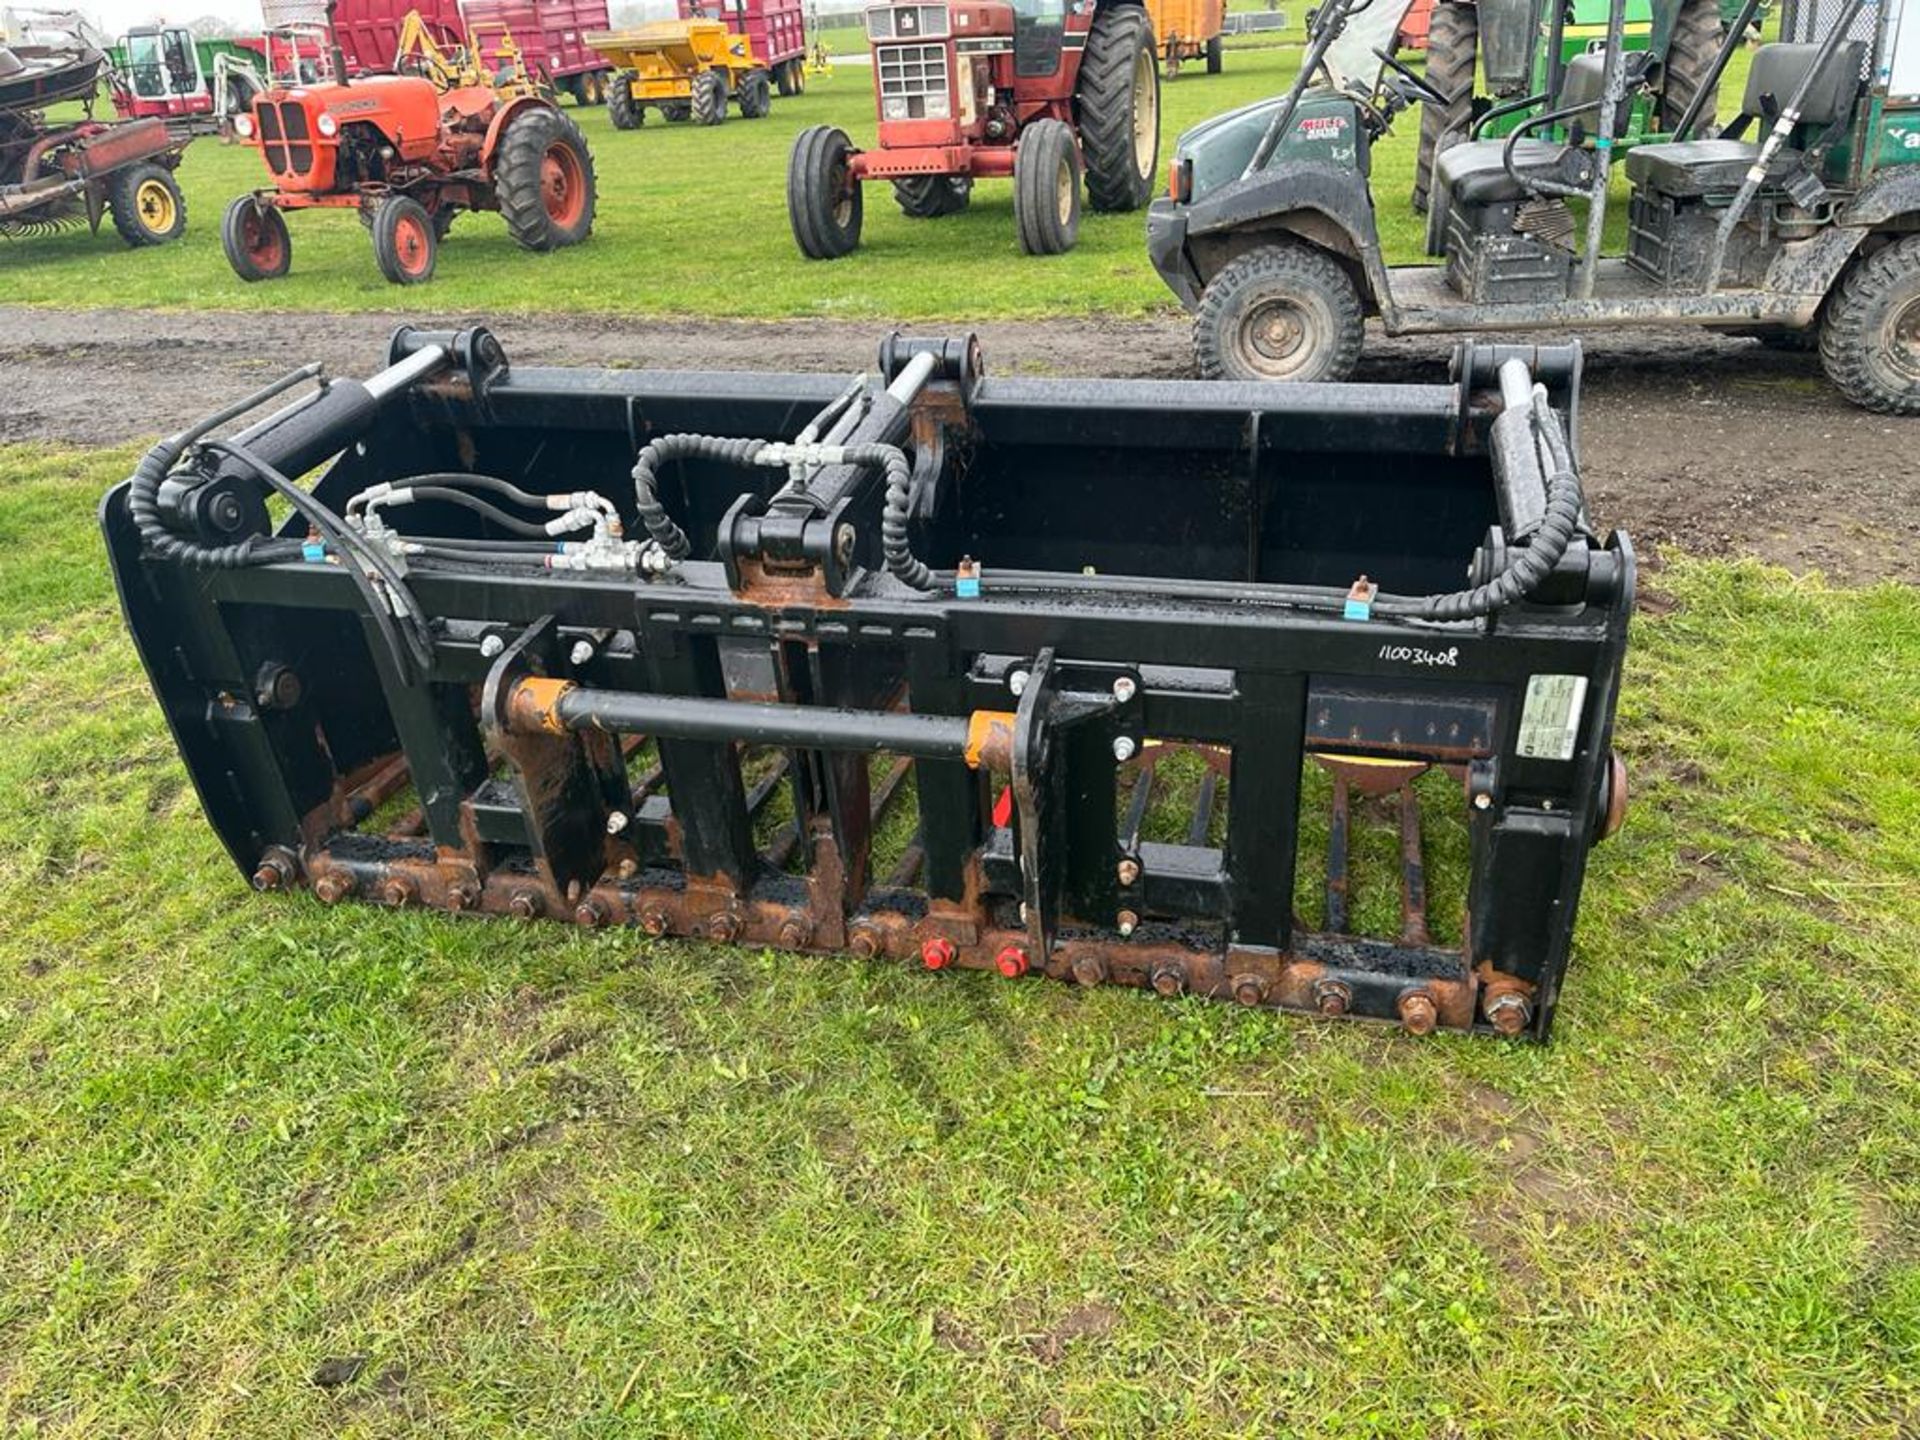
[302,540,327,563]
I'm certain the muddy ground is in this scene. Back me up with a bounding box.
[2,305,1913,583]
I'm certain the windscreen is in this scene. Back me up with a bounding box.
[1321,0,1419,98]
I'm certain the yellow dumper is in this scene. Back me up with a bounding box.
[1144,0,1226,75]
[585,19,771,128]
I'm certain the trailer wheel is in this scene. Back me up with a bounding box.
[497,107,598,251]
[1013,117,1081,256]
[1075,3,1159,213]
[788,124,863,259]
[1412,0,1476,213]
[776,58,801,96]
[1192,242,1364,383]
[221,195,291,282]
[109,163,186,247]
[1658,0,1722,133]
[608,72,641,129]
[371,194,438,285]
[1206,33,1224,74]
[892,175,971,218]
[1820,235,1920,415]
[738,69,772,119]
[691,69,727,125]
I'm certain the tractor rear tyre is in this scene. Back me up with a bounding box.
[221,196,291,282]
[739,69,772,118]
[1658,0,1722,133]
[1075,3,1159,213]
[371,194,438,285]
[1014,118,1081,255]
[497,107,598,251]
[109,163,186,247]
[691,69,727,125]
[1412,0,1476,213]
[893,175,971,218]
[1192,242,1364,383]
[788,124,863,258]
[1820,235,1920,414]
[1206,33,1224,74]
[608,72,641,129]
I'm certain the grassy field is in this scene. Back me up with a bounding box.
[2,436,1918,1436]
[5,34,1759,321]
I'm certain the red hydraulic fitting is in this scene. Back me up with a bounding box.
[995,944,1029,978]
[921,937,956,970]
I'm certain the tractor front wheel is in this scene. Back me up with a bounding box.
[691,69,727,125]
[1013,118,1081,255]
[1192,242,1364,383]
[788,124,863,259]
[893,175,971,218]
[1820,235,1920,414]
[497,107,598,251]
[221,196,291,282]
[371,194,438,285]
[608,72,641,129]
[109,163,186,247]
[738,69,772,118]
[1075,3,1159,212]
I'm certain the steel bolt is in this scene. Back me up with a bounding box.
[1008,668,1030,698]
[1232,973,1270,1007]
[706,910,743,943]
[1485,992,1533,1037]
[574,896,608,929]
[1149,963,1187,998]
[1111,735,1138,763]
[617,858,639,880]
[1117,909,1139,939]
[849,926,884,960]
[1312,978,1353,1018]
[569,639,595,666]
[606,810,630,835]
[508,890,541,920]
[638,905,670,937]
[479,633,506,660]
[1116,857,1142,887]
[380,875,417,909]
[778,915,813,950]
[1397,990,1439,1036]
[1070,954,1107,987]
[921,937,956,971]
[251,851,294,893]
[995,945,1030,979]
[1112,675,1138,704]
[313,871,354,905]
[1473,792,1493,812]
[448,881,480,912]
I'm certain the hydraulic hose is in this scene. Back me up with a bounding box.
[631,433,768,559]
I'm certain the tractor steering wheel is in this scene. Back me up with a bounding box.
[1372,46,1451,109]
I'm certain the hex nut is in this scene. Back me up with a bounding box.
[706,910,743,943]
[312,871,354,905]
[1232,973,1269,1007]
[921,937,956,970]
[778,915,813,949]
[1485,992,1533,1037]
[1149,963,1187,998]
[1397,989,1439,1036]
[1116,857,1142,887]
[380,876,417,909]
[574,896,608,929]
[1312,978,1352,1017]
[508,890,541,921]
[850,926,884,960]
[638,905,670,937]
[1070,954,1107,987]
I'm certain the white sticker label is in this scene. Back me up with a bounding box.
[1517,674,1589,761]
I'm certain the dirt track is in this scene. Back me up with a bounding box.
[3,304,1913,582]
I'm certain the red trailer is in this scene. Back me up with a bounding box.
[464,0,616,103]
[680,0,808,95]
[331,0,465,72]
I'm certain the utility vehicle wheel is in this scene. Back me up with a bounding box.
[582,71,606,106]
[788,124,863,258]
[663,99,692,122]
[892,175,971,218]
[109,163,185,246]
[608,72,641,129]
[1192,242,1364,383]
[497,107,598,251]
[691,69,727,125]
[221,195,291,281]
[1206,33,1223,74]
[1658,0,1722,132]
[738,69,772,118]
[1820,235,1920,414]
[1076,3,1159,212]
[1014,118,1081,255]
[776,57,800,96]
[371,194,437,285]
[222,72,259,117]
[1412,0,1476,213]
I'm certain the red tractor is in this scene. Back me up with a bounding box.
[787,0,1161,257]
[221,28,596,285]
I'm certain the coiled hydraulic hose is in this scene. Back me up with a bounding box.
[631,434,767,559]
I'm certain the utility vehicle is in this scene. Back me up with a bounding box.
[1148,0,1920,411]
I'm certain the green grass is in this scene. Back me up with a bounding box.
[8,34,1761,320]
[3,443,1919,1436]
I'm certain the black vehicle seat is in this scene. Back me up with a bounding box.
[1625,40,1864,198]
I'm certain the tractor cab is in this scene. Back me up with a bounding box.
[1150,0,1920,413]
[115,25,211,117]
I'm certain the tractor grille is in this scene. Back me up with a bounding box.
[876,41,949,118]
[256,101,313,176]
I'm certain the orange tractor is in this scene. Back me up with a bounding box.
[222,19,595,284]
